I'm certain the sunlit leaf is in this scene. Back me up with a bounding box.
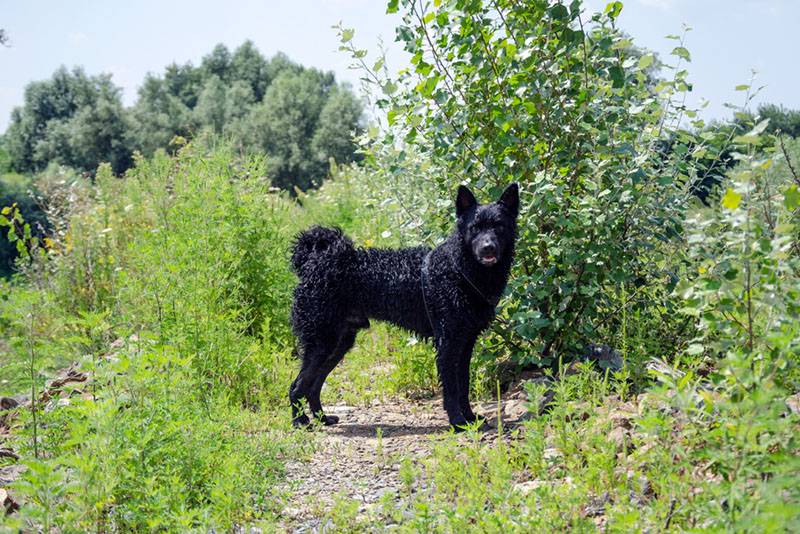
[638,54,654,70]
[784,185,800,211]
[721,188,742,210]
[671,46,691,61]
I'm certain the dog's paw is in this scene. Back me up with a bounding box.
[449,418,470,433]
[463,412,481,424]
[292,414,311,428]
[318,414,339,426]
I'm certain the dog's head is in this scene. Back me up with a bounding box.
[456,183,519,267]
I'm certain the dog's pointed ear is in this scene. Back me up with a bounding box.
[497,182,519,215]
[456,185,478,217]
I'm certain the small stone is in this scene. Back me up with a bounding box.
[785,392,800,416]
[543,447,562,460]
[513,480,546,494]
[585,344,624,372]
[0,448,19,461]
[0,464,26,486]
[609,412,632,430]
[583,491,610,517]
[0,398,18,411]
[503,399,529,420]
[1,487,20,515]
[607,427,628,451]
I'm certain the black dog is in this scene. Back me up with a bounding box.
[289,183,519,430]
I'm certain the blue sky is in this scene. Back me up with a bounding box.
[1,0,798,132]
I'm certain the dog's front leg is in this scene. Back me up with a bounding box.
[457,335,479,423]
[435,336,469,430]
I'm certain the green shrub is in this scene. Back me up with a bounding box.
[678,133,800,388]
[0,172,49,278]
[339,0,717,370]
[1,139,315,530]
[7,339,298,531]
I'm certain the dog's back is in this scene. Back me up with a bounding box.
[291,226,433,338]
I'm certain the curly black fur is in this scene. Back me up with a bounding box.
[289,183,520,430]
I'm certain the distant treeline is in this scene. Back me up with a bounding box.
[0,41,364,191]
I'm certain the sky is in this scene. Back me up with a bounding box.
[1,0,798,132]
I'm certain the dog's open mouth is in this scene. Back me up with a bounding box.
[479,255,498,266]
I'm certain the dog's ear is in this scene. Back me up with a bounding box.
[456,185,478,217]
[497,182,519,215]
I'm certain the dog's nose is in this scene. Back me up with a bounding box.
[479,243,496,256]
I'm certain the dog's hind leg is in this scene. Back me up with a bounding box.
[307,327,357,425]
[290,341,332,427]
[289,359,314,427]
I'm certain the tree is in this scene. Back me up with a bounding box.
[164,62,203,109]
[345,0,707,363]
[230,41,270,101]
[223,81,257,131]
[757,104,800,138]
[242,69,351,191]
[311,86,364,167]
[200,44,232,82]
[4,67,131,174]
[129,74,194,155]
[193,76,227,133]
[2,43,363,185]
[0,173,47,277]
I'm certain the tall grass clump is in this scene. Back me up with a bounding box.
[1,138,312,530]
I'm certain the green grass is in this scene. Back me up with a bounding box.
[318,363,800,532]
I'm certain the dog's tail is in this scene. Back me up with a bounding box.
[290,226,355,277]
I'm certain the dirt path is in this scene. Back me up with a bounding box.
[279,398,448,530]
[278,394,529,532]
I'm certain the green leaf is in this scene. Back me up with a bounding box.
[604,1,623,19]
[341,28,355,43]
[686,344,704,355]
[783,185,800,211]
[732,134,759,145]
[746,118,770,137]
[382,80,397,95]
[550,4,569,20]
[609,65,625,88]
[387,0,398,14]
[387,108,398,126]
[721,188,742,210]
[735,84,750,91]
[671,46,691,61]
[638,54,654,70]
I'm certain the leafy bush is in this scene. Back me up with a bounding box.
[0,140,317,530]
[5,335,297,531]
[679,133,800,387]
[0,172,48,277]
[338,0,720,369]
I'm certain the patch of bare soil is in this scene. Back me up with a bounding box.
[278,391,533,532]
[279,398,447,530]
